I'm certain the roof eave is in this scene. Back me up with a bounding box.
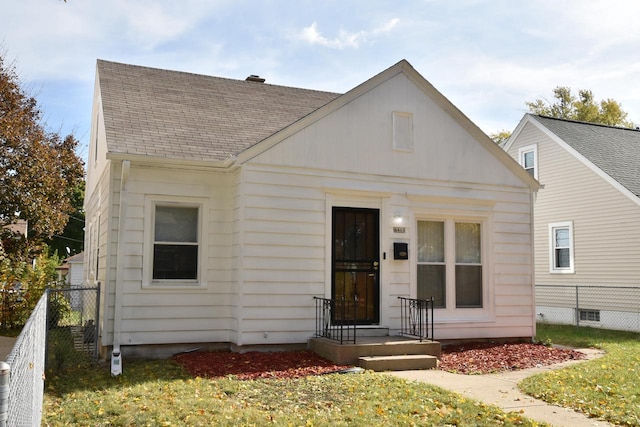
[106,152,239,171]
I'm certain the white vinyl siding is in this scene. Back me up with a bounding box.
[104,165,234,346]
[241,161,533,341]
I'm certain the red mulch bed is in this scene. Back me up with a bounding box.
[173,343,586,380]
[173,350,352,380]
[438,342,586,374]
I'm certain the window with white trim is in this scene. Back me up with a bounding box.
[144,197,205,286]
[549,221,574,273]
[518,144,538,179]
[417,219,483,309]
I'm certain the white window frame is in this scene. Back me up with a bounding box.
[415,213,491,321]
[549,221,574,274]
[143,195,208,288]
[518,144,538,180]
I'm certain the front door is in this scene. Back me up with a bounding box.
[332,207,380,324]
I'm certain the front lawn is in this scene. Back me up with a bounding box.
[44,358,544,426]
[520,324,640,426]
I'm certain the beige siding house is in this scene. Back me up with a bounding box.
[84,59,538,359]
[504,114,640,329]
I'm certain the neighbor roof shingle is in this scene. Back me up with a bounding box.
[97,60,342,162]
[533,115,640,197]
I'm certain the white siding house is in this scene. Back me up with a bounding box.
[84,59,539,358]
[504,114,640,330]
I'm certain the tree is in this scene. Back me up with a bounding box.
[490,86,634,143]
[489,130,512,145]
[525,86,633,127]
[47,181,85,257]
[0,54,84,261]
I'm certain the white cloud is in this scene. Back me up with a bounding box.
[297,18,399,49]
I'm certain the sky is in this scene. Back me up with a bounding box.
[2,0,640,163]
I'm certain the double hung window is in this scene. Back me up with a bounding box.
[153,206,199,280]
[144,197,205,287]
[550,221,574,273]
[519,144,538,179]
[417,220,483,309]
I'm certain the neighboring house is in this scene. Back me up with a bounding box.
[63,251,85,287]
[5,220,27,237]
[504,114,640,329]
[57,252,87,311]
[84,59,538,359]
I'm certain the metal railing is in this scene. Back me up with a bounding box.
[313,297,357,344]
[398,297,434,342]
[536,284,640,332]
[3,292,48,426]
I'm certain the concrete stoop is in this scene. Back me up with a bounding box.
[308,334,441,371]
[359,354,438,371]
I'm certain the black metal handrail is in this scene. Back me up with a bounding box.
[398,296,434,342]
[313,297,357,344]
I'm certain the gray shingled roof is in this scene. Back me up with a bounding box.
[533,115,640,197]
[97,60,341,162]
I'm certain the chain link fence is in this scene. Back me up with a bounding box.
[46,286,100,372]
[4,292,48,426]
[536,284,640,332]
[0,285,100,426]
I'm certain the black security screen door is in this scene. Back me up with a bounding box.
[332,207,380,324]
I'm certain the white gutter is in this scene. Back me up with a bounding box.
[530,190,537,341]
[111,159,130,375]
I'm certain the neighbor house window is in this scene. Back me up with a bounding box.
[579,309,600,322]
[417,219,483,309]
[549,221,574,273]
[153,205,199,280]
[519,144,538,179]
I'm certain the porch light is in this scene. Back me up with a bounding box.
[393,212,404,225]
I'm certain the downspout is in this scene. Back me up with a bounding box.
[111,160,130,375]
[530,190,537,341]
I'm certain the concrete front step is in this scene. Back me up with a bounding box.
[359,354,438,371]
[308,336,441,365]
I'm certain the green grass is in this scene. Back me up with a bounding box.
[44,359,546,426]
[521,323,640,426]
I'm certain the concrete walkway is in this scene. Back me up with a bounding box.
[389,348,614,427]
[0,335,17,360]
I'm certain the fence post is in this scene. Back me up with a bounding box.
[94,284,101,359]
[0,361,9,427]
[575,285,580,329]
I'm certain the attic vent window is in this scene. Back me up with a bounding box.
[393,111,413,152]
[246,75,265,83]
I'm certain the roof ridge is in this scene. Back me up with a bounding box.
[534,114,640,132]
[96,59,342,97]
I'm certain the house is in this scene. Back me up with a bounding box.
[4,220,27,237]
[84,59,539,361]
[503,114,640,330]
[62,251,85,287]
